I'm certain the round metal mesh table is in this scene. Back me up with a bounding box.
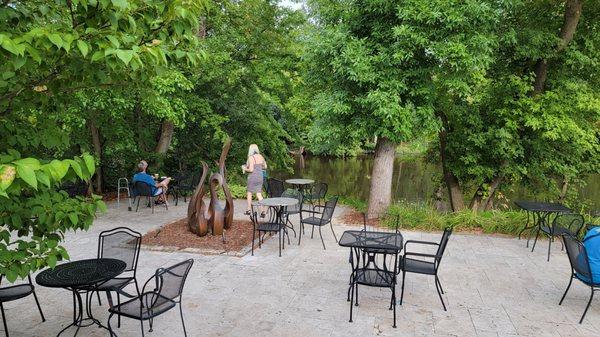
[258,197,298,207]
[36,258,126,289]
[36,258,127,336]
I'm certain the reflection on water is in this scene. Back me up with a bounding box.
[273,155,600,209]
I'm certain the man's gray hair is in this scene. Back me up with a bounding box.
[137,160,147,172]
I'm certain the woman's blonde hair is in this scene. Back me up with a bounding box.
[248,144,260,157]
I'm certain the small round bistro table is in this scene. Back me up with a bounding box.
[285,178,315,201]
[36,258,126,336]
[285,178,314,190]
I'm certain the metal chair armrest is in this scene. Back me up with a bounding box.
[404,240,439,251]
[403,251,437,259]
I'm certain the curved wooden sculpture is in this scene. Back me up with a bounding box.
[187,161,209,236]
[187,138,234,238]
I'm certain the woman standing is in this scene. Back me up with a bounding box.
[242,144,267,215]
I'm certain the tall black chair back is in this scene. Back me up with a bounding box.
[307,182,328,206]
[321,196,337,223]
[435,228,453,265]
[98,227,142,273]
[554,213,585,237]
[154,259,194,301]
[267,178,284,198]
[282,189,303,214]
[134,181,153,197]
[563,234,592,282]
[559,233,599,324]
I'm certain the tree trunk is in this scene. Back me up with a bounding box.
[469,185,485,211]
[559,177,570,202]
[533,0,582,94]
[198,16,207,39]
[481,175,503,211]
[155,120,174,154]
[434,183,445,212]
[437,111,465,211]
[367,137,396,218]
[89,121,103,193]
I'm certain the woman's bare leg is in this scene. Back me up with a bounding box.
[256,193,264,214]
[247,192,253,212]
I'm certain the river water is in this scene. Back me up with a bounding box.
[273,155,600,210]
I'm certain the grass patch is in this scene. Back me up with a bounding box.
[338,196,367,212]
[384,202,527,235]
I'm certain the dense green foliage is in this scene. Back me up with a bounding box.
[435,0,600,211]
[301,0,599,210]
[0,153,104,282]
[1,0,308,281]
[0,0,205,281]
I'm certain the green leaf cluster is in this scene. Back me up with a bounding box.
[0,152,104,282]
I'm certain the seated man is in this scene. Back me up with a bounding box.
[132,160,171,204]
[582,226,600,283]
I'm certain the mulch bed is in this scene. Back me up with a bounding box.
[142,218,256,254]
[340,208,386,227]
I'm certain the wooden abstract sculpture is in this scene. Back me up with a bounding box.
[187,138,234,238]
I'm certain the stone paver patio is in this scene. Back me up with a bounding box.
[2,200,599,337]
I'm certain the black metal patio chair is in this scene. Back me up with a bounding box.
[108,259,194,337]
[96,227,142,328]
[0,275,45,337]
[399,228,452,311]
[298,196,338,249]
[346,212,400,301]
[348,237,400,328]
[281,189,303,237]
[170,173,198,206]
[249,203,289,257]
[559,233,599,324]
[304,182,327,208]
[266,178,284,198]
[134,181,168,213]
[532,212,584,261]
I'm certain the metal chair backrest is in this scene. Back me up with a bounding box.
[134,181,154,197]
[154,259,194,302]
[321,196,338,223]
[267,178,284,198]
[563,234,593,283]
[362,212,400,233]
[282,189,303,213]
[312,182,328,199]
[250,203,277,224]
[435,228,453,264]
[554,213,585,237]
[190,173,201,188]
[173,173,189,188]
[98,227,142,273]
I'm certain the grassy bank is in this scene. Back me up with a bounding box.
[338,198,554,236]
[386,202,528,235]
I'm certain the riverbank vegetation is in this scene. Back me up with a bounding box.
[341,197,600,236]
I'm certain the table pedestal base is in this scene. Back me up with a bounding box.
[57,289,111,337]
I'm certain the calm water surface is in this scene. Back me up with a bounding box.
[274,156,600,210]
